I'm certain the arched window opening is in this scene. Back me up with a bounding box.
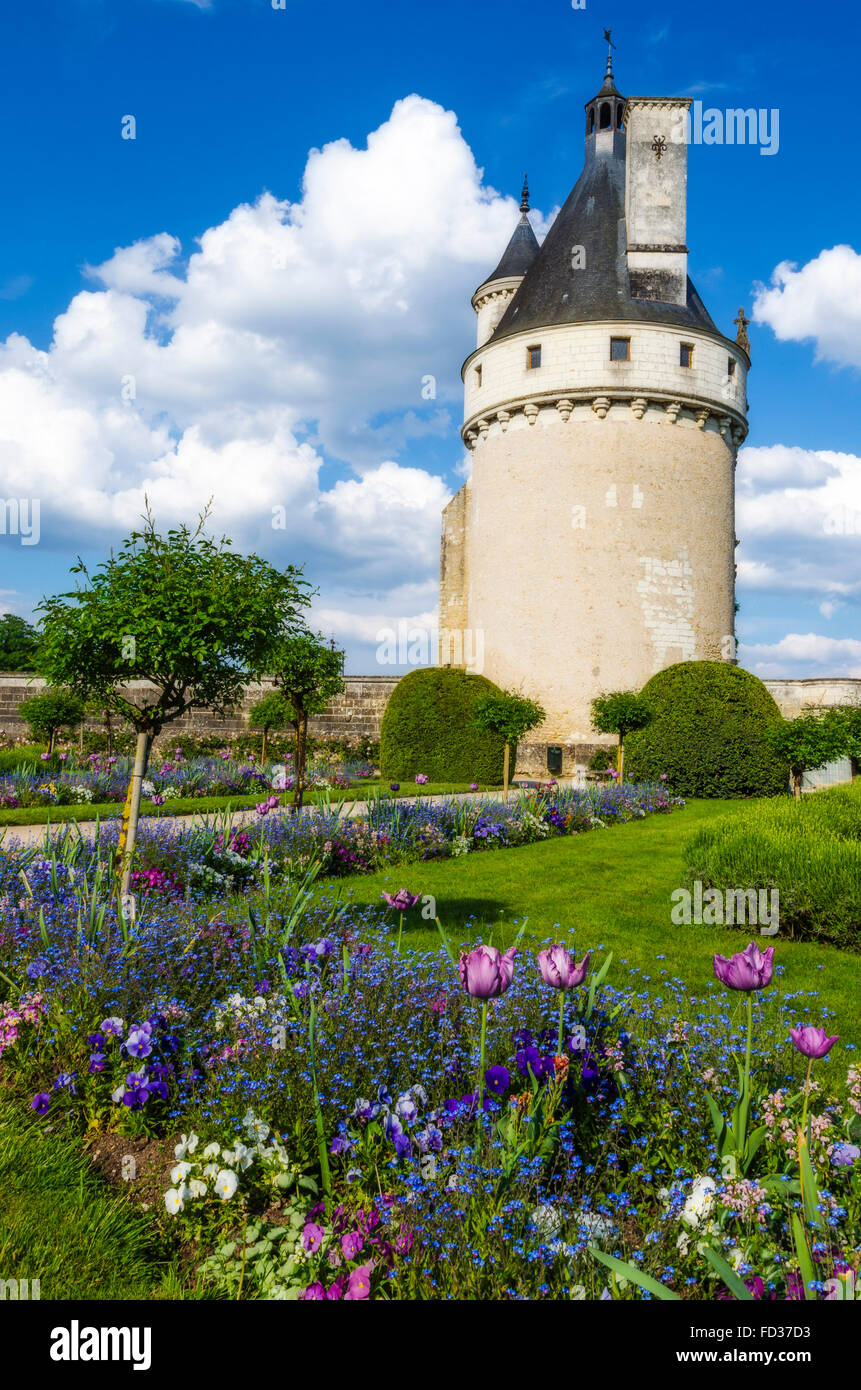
[588,106,596,133]
[600,102,611,130]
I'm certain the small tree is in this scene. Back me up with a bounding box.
[270,633,345,811]
[472,692,545,798]
[0,614,40,671]
[764,710,855,800]
[248,691,295,763]
[18,688,85,753]
[590,691,653,785]
[36,510,311,895]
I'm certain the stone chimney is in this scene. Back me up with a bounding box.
[624,97,691,306]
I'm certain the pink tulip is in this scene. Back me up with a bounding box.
[713,942,774,992]
[789,1026,839,1059]
[458,944,517,999]
[381,890,420,912]
[537,945,590,990]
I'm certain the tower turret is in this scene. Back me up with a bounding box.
[471,176,539,348]
[440,44,750,776]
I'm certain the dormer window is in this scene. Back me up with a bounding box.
[680,343,694,368]
[610,337,630,362]
[527,345,542,370]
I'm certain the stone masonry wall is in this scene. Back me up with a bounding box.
[0,674,400,745]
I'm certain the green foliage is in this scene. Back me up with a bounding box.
[0,614,40,671]
[248,692,295,733]
[380,667,509,783]
[683,782,861,948]
[625,662,788,798]
[18,689,85,746]
[472,692,545,745]
[765,710,855,794]
[35,510,311,735]
[590,691,653,740]
[269,633,345,727]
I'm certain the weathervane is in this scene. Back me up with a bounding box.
[603,27,616,79]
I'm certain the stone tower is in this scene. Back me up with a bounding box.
[439,49,750,775]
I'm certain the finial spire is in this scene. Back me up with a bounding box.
[603,27,616,80]
[520,174,530,215]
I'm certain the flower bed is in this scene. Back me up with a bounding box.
[0,844,857,1300]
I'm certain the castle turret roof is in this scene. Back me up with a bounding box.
[488,67,717,344]
[474,176,540,294]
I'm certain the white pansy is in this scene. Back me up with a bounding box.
[164,1187,184,1215]
[174,1130,199,1158]
[202,1142,220,1160]
[681,1176,717,1230]
[202,1163,220,1179]
[170,1161,193,1184]
[215,1169,239,1200]
[189,1179,207,1199]
[231,1141,255,1171]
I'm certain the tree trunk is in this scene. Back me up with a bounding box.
[792,768,803,801]
[48,728,55,756]
[617,738,625,787]
[261,727,267,764]
[503,742,510,801]
[118,730,152,898]
[105,711,114,756]
[293,714,308,813]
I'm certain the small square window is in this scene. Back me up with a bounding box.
[527,345,542,369]
[475,365,482,388]
[727,358,736,377]
[680,343,694,368]
[610,337,630,362]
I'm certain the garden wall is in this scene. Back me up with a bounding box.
[0,673,399,745]
[1,673,858,774]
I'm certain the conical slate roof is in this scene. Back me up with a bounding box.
[489,142,717,343]
[477,214,540,291]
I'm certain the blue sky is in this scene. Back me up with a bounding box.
[1,0,859,678]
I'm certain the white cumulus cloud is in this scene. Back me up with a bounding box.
[752,245,861,370]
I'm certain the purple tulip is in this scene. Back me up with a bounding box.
[713,942,774,992]
[389,783,400,792]
[789,1026,839,1059]
[458,944,517,999]
[537,945,590,990]
[381,890,421,912]
[415,773,429,785]
[469,782,479,791]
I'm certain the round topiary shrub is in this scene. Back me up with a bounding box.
[380,668,510,784]
[624,662,788,798]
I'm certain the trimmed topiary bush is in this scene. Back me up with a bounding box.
[624,661,788,798]
[380,668,509,784]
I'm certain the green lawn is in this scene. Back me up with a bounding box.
[0,780,496,827]
[323,798,861,1048]
[0,1105,187,1300]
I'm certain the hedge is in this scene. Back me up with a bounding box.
[625,661,788,798]
[380,668,508,784]
[683,781,861,949]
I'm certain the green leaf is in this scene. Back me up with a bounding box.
[798,1136,822,1229]
[705,1090,728,1152]
[791,1213,814,1299]
[703,1247,754,1300]
[589,1247,680,1300]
